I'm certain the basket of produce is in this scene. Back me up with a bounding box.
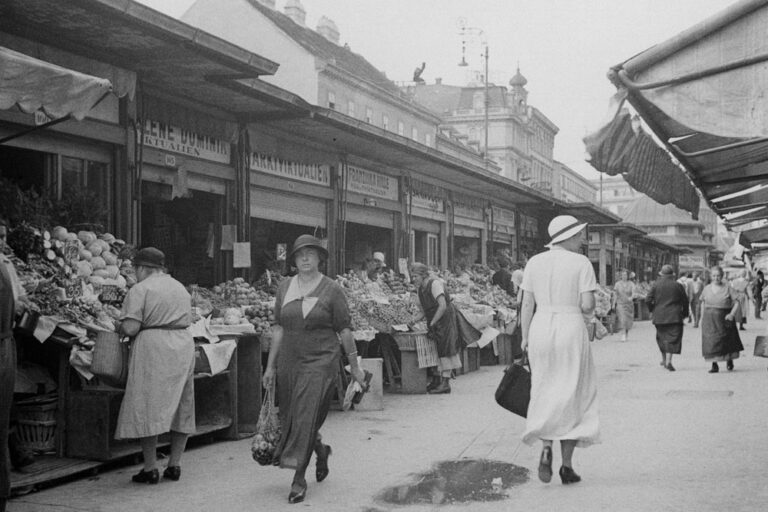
[16,396,58,453]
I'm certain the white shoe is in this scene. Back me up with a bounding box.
[621,333,627,342]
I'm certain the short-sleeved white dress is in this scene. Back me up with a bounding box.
[520,246,601,447]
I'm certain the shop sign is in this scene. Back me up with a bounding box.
[454,203,484,220]
[492,206,515,234]
[251,152,331,187]
[410,194,444,213]
[141,120,230,164]
[680,254,705,268]
[346,165,398,201]
[519,213,539,238]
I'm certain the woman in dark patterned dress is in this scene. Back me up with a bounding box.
[262,235,367,504]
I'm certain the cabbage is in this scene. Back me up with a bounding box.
[102,252,118,266]
[89,275,106,286]
[104,265,120,279]
[76,260,93,278]
[78,231,98,245]
[78,249,93,261]
[91,256,106,270]
[87,241,103,256]
[52,226,68,242]
[93,269,111,279]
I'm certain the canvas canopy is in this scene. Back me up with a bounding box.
[0,45,113,122]
[588,0,768,238]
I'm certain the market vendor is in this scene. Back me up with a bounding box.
[408,263,462,394]
[367,251,388,281]
[114,247,195,485]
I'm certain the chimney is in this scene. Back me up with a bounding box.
[284,0,306,26]
[316,16,340,44]
[435,77,442,85]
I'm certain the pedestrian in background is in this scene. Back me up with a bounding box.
[520,215,600,485]
[700,266,743,373]
[646,265,689,372]
[752,270,765,319]
[612,270,635,342]
[115,247,196,485]
[690,272,704,328]
[492,257,515,297]
[730,270,749,330]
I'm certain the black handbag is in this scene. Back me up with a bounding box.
[494,356,531,417]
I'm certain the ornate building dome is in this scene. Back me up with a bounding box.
[509,67,528,87]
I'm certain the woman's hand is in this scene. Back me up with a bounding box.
[725,313,735,322]
[350,367,367,387]
[521,338,528,352]
[262,366,276,389]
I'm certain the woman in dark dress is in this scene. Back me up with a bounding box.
[700,266,743,373]
[409,263,463,394]
[262,235,367,504]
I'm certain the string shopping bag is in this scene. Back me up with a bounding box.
[251,384,281,466]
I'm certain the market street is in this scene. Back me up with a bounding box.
[8,316,768,512]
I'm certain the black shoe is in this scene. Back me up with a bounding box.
[288,480,307,504]
[709,363,719,373]
[727,360,734,371]
[132,468,159,484]
[315,444,332,482]
[538,446,553,483]
[163,466,181,481]
[666,363,676,372]
[559,466,581,484]
[426,375,441,392]
[428,378,451,394]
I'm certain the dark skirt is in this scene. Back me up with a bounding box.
[655,323,683,354]
[701,307,743,361]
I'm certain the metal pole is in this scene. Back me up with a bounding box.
[484,45,489,170]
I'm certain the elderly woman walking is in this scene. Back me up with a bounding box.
[115,248,195,484]
[613,270,635,342]
[520,215,600,485]
[701,266,744,373]
[262,235,367,504]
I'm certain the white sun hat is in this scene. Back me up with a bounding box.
[546,215,587,248]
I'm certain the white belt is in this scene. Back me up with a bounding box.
[536,306,581,314]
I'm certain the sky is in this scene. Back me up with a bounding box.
[136,0,736,180]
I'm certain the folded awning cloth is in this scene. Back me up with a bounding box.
[199,338,237,376]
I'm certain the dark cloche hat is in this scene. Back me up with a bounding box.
[289,234,328,262]
[659,264,675,276]
[133,247,166,268]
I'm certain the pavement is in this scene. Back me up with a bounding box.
[7,315,768,512]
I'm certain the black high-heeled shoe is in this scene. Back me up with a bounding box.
[559,465,581,484]
[163,465,181,481]
[727,359,734,371]
[131,468,159,484]
[538,446,553,483]
[315,444,332,482]
[288,480,307,504]
[709,362,719,373]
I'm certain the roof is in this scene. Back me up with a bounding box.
[623,196,703,226]
[561,202,621,224]
[606,0,768,227]
[244,0,399,95]
[0,0,309,121]
[647,234,714,248]
[410,83,512,115]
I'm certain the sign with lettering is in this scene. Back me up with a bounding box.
[492,206,516,227]
[410,194,444,213]
[679,254,705,268]
[454,203,484,220]
[141,120,230,163]
[251,152,331,187]
[346,165,398,201]
[519,213,539,238]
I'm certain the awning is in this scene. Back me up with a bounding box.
[595,0,768,231]
[0,46,113,121]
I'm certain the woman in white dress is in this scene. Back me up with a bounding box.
[520,215,601,485]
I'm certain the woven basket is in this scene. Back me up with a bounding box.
[16,399,57,453]
[91,331,129,388]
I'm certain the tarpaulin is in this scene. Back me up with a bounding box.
[584,109,700,219]
[0,45,112,120]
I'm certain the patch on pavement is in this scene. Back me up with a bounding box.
[377,459,528,505]
[666,390,733,399]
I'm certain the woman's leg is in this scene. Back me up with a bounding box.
[538,439,553,483]
[140,435,158,471]
[168,431,189,468]
[560,440,577,468]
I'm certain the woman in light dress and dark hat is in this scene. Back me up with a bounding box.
[115,247,195,484]
[700,265,743,373]
[519,215,600,485]
[262,235,368,504]
[612,270,635,342]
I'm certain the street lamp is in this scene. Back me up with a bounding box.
[458,22,489,169]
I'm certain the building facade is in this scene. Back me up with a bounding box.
[552,161,597,204]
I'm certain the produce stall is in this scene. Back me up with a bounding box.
[4,223,261,494]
